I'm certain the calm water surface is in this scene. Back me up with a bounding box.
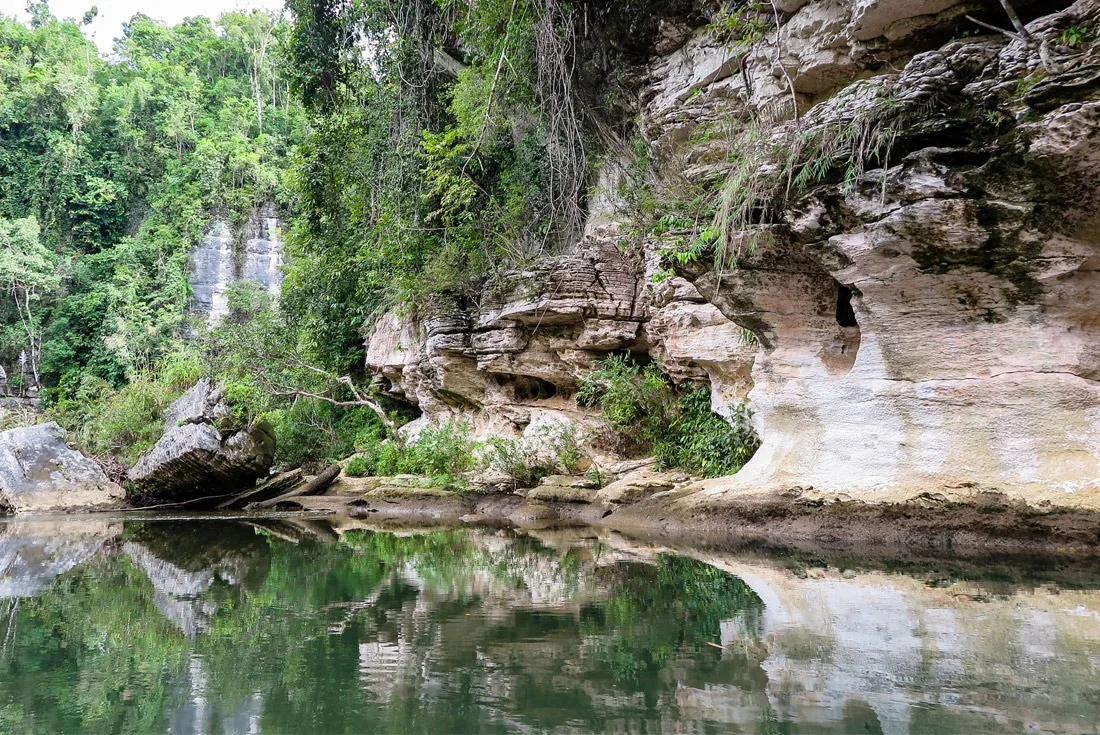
[0,515,1098,734]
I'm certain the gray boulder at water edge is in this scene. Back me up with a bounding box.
[0,422,123,513]
[127,378,275,504]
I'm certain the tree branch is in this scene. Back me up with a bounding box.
[965,15,1019,40]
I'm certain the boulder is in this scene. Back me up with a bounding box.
[595,469,679,506]
[0,423,123,513]
[127,380,275,504]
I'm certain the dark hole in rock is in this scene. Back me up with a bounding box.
[835,283,859,328]
[496,374,558,402]
[608,349,653,367]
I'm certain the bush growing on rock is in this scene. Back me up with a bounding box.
[579,356,759,478]
[49,348,202,466]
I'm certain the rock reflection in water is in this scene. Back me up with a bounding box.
[0,517,1097,733]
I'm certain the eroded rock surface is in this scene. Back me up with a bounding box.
[669,0,1100,502]
[366,235,757,440]
[0,423,122,513]
[128,379,275,504]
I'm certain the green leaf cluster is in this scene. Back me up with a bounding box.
[0,7,304,401]
[578,355,759,477]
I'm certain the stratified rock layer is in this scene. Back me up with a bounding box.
[671,0,1100,503]
[128,379,275,503]
[0,423,122,513]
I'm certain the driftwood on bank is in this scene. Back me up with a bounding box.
[216,468,305,510]
[246,463,340,510]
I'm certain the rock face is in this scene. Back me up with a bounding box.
[665,0,1100,503]
[0,423,122,513]
[366,233,757,444]
[189,202,284,321]
[367,0,1100,506]
[127,379,275,504]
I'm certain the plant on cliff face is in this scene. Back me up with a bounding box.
[578,356,759,477]
[482,436,557,488]
[659,390,759,478]
[578,355,677,456]
[1060,25,1089,47]
[707,2,772,44]
[480,420,591,488]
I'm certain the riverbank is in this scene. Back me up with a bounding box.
[245,472,1100,560]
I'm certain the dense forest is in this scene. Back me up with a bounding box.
[0,0,756,486]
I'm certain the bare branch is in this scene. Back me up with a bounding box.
[965,14,1019,39]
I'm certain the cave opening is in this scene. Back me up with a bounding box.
[835,283,859,328]
[495,374,559,402]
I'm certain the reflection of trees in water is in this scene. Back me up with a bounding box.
[0,521,769,732]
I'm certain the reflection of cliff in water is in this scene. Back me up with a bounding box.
[1,519,1100,733]
[122,521,272,638]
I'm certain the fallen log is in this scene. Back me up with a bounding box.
[217,468,305,510]
[247,463,340,510]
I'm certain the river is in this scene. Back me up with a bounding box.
[0,514,1096,733]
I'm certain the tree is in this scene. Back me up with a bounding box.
[0,217,59,387]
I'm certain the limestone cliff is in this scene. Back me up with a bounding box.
[189,203,285,321]
[367,0,1100,506]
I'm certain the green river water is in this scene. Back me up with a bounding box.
[0,514,1097,734]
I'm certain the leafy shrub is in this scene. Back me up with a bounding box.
[404,421,478,478]
[658,390,760,477]
[264,400,386,471]
[482,436,557,489]
[577,355,677,456]
[346,421,478,489]
[480,421,592,489]
[578,356,760,478]
[344,455,372,477]
[49,348,202,466]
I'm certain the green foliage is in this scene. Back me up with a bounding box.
[353,420,477,489]
[579,355,759,477]
[344,454,372,476]
[482,436,557,488]
[263,399,385,470]
[200,293,393,469]
[707,2,773,44]
[578,355,678,455]
[0,7,304,406]
[0,215,58,386]
[1060,25,1089,46]
[659,390,760,478]
[282,0,594,368]
[49,348,201,465]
